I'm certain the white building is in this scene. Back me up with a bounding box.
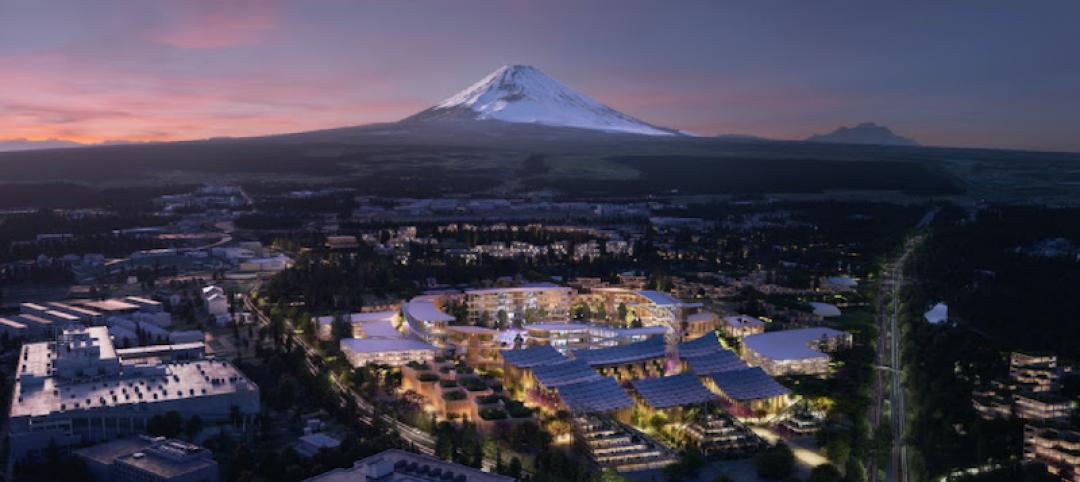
[339,338,437,367]
[202,286,230,324]
[741,327,852,376]
[8,327,259,463]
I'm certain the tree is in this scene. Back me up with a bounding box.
[809,463,844,482]
[496,310,509,330]
[824,434,852,466]
[844,458,867,482]
[755,443,795,480]
[148,411,183,438]
[508,457,522,480]
[712,476,735,482]
[185,415,203,440]
[331,313,351,341]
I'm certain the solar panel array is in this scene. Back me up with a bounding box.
[709,367,791,402]
[500,345,567,369]
[557,376,633,413]
[531,359,601,388]
[678,332,724,358]
[630,372,716,409]
[571,336,665,366]
[685,349,748,375]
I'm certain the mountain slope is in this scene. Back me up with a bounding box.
[404,64,680,136]
[806,122,918,146]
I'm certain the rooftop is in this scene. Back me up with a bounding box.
[12,328,257,418]
[525,322,592,332]
[722,314,765,328]
[557,376,633,413]
[340,338,435,354]
[305,448,513,482]
[684,350,748,376]
[531,359,600,388]
[709,367,791,402]
[571,336,665,366]
[500,345,567,369]
[742,327,849,361]
[678,332,726,358]
[405,300,456,322]
[465,283,571,296]
[630,372,716,409]
[808,302,842,318]
[637,290,679,306]
[78,299,141,312]
[445,325,499,335]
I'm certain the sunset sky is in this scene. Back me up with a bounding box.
[2,0,1079,151]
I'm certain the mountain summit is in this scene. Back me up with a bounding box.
[805,122,919,146]
[404,64,679,136]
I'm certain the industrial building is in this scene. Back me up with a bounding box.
[8,327,260,463]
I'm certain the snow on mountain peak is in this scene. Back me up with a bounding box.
[414,64,678,136]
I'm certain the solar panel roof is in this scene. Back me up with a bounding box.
[531,359,600,388]
[630,372,716,409]
[684,349,748,375]
[709,367,791,402]
[500,345,567,369]
[678,332,725,358]
[571,336,665,366]
[557,377,633,413]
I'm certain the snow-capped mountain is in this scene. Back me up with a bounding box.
[404,64,680,136]
[805,122,919,147]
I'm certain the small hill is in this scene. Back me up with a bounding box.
[806,122,918,146]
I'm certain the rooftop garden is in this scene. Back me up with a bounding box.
[479,408,509,420]
[504,399,534,418]
[476,394,503,405]
[442,390,467,401]
[460,377,488,392]
[439,379,459,388]
[406,361,431,371]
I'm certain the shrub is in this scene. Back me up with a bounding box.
[480,408,508,420]
[442,390,466,401]
[418,373,439,382]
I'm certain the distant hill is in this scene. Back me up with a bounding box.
[806,122,919,147]
[0,138,84,152]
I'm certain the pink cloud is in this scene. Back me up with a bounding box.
[146,0,280,49]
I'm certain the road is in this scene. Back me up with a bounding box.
[869,235,920,482]
[242,296,436,455]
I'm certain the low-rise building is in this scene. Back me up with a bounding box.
[741,327,852,376]
[8,327,259,463]
[304,448,513,482]
[1023,423,1080,482]
[721,315,766,338]
[75,436,219,482]
[339,338,437,367]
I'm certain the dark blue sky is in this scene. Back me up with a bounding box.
[2,0,1078,150]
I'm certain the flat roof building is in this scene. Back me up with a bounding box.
[75,435,219,482]
[8,326,259,463]
[722,315,766,338]
[339,338,437,367]
[304,448,513,482]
